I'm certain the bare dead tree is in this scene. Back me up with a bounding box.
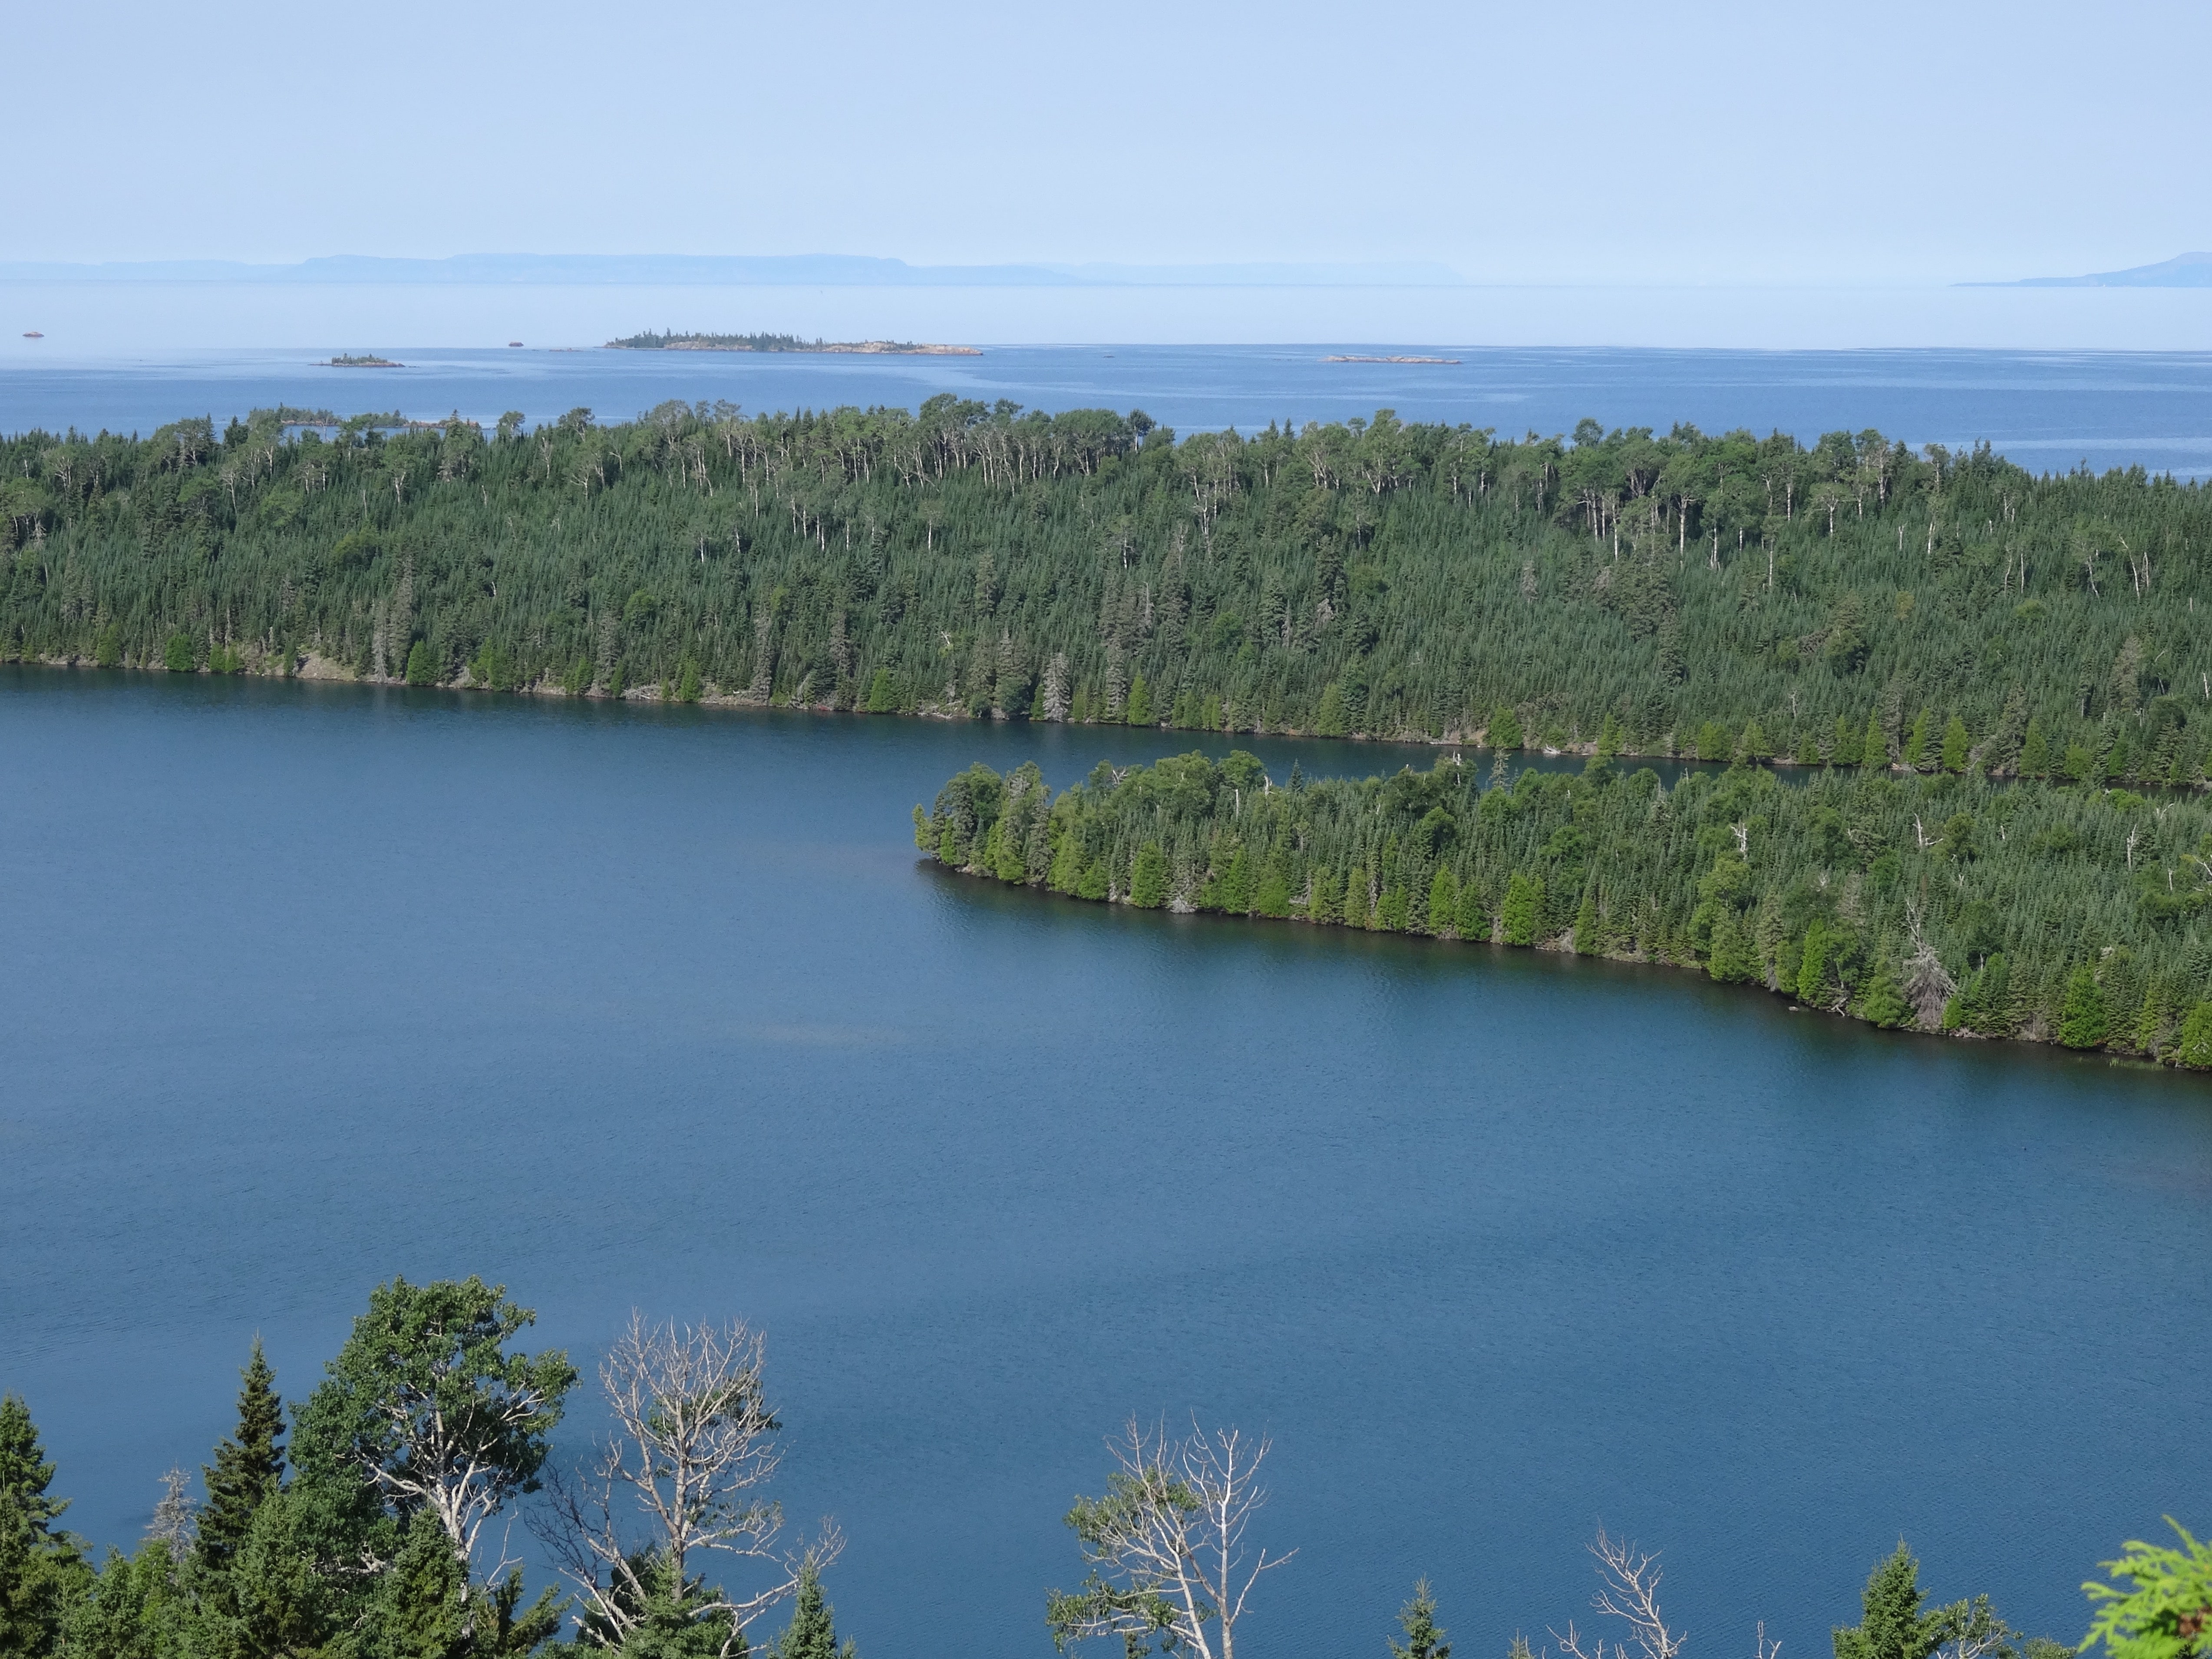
[1046,1416,1294,1659]
[537,1314,838,1658]
[145,1466,198,1553]
[1552,1530,1685,1659]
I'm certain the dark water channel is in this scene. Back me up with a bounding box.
[3,670,2207,1659]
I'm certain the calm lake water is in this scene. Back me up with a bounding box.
[3,671,2208,1659]
[10,343,2212,478]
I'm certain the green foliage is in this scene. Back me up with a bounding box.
[923,748,2212,1056]
[1500,873,1545,946]
[197,1341,284,1575]
[289,1277,576,1553]
[2081,1520,2212,1659]
[0,1399,66,1539]
[2174,1002,2212,1067]
[775,1563,854,1659]
[2060,965,2111,1049]
[21,403,2207,763]
[1835,1543,1947,1659]
[1390,1580,1450,1659]
[0,1396,89,1659]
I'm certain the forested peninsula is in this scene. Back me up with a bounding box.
[3,400,2211,790]
[919,749,2212,1064]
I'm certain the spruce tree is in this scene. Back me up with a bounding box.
[0,1395,66,1536]
[1834,1542,1944,1659]
[776,1564,854,1659]
[1941,714,1971,773]
[1389,1580,1450,1659]
[2060,965,2110,1049]
[199,1338,285,1573]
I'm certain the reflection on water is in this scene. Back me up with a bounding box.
[2,669,2208,1659]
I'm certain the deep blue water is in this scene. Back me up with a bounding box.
[3,671,2208,1659]
[11,344,2212,477]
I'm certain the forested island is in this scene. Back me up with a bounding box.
[0,1276,2186,1659]
[918,749,2212,1064]
[606,332,979,355]
[3,401,2211,793]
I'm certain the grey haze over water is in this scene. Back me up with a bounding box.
[11,341,2212,478]
[3,676,2208,1659]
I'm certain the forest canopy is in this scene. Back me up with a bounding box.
[918,747,2212,1064]
[4,400,2209,787]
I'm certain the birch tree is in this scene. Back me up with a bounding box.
[539,1314,839,1658]
[290,1276,576,1582]
[1046,1417,1293,1659]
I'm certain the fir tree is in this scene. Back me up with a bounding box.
[199,1339,286,1573]
[1859,959,1911,1028]
[0,1397,66,1541]
[1834,1542,1944,1659]
[1902,708,1933,770]
[2060,965,2110,1049]
[404,640,436,686]
[1941,714,1971,773]
[1390,1580,1450,1659]
[1431,869,1460,937]
[1864,710,1888,769]
[1129,843,1169,909]
[776,1563,854,1659]
[2020,720,2049,778]
[1124,674,1152,726]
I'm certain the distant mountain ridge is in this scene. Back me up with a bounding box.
[0,253,1467,288]
[1990,252,2212,288]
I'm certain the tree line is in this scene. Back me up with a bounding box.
[918,747,2212,1062]
[5,1282,2201,1659]
[5,400,2212,789]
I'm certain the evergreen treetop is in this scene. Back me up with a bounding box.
[198,1337,285,1571]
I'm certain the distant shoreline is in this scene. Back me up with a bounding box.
[1324,354,1460,365]
[608,330,979,356]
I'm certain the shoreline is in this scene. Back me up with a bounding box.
[11,654,2192,791]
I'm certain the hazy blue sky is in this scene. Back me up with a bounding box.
[12,0,2208,284]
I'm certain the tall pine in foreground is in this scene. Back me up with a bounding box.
[0,1396,67,1538]
[0,1394,89,1659]
[1835,1542,1946,1659]
[197,1339,284,1573]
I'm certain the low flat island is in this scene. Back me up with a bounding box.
[322,354,402,368]
[608,330,980,355]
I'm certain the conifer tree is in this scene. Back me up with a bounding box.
[1833,1542,1944,1659]
[1864,710,1888,769]
[776,1563,854,1659]
[1431,869,1459,937]
[1389,1580,1450,1659]
[2020,721,2049,778]
[404,640,436,686]
[1941,714,1971,773]
[1130,843,1169,909]
[2060,965,2110,1049]
[199,1338,286,1573]
[0,1398,65,1539]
